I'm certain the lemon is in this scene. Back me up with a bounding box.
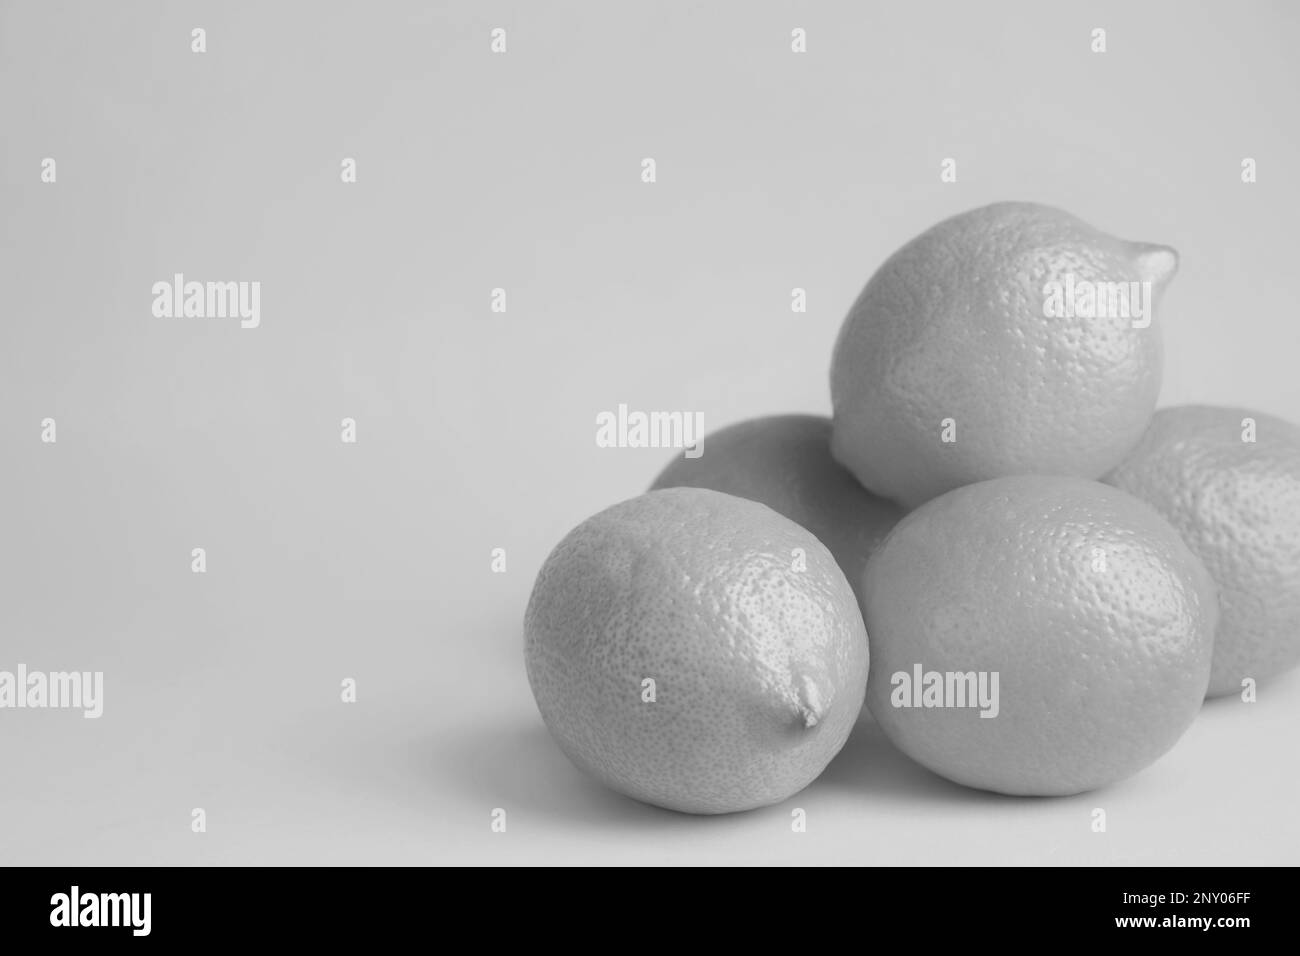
[524,487,869,813]
[1105,405,1300,698]
[649,415,903,605]
[830,201,1177,508]
[863,475,1217,796]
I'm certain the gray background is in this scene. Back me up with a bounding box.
[2,0,1297,865]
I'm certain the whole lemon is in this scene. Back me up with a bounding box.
[863,475,1217,796]
[649,415,903,605]
[1105,405,1300,698]
[831,201,1177,508]
[525,487,869,813]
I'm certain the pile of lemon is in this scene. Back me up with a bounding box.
[525,202,1300,813]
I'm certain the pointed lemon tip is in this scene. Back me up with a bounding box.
[1133,244,1179,286]
[795,674,828,729]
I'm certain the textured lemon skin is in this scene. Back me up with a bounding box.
[1105,406,1300,698]
[524,487,869,814]
[830,201,1175,509]
[863,476,1217,797]
[649,415,903,607]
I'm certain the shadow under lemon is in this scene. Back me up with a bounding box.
[430,715,765,833]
